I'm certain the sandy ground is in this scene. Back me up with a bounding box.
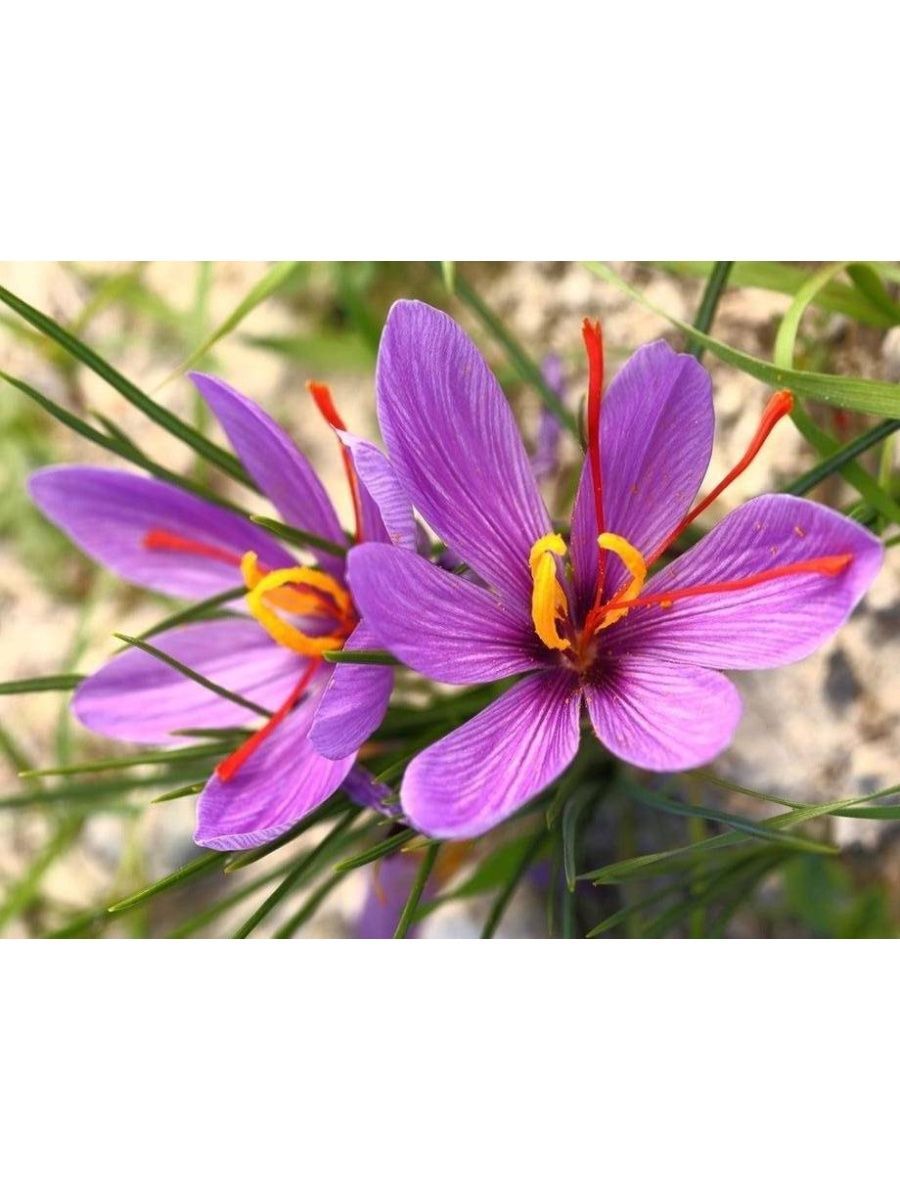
[1,261,898,936]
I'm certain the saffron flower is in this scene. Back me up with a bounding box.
[349,301,883,839]
[29,374,415,849]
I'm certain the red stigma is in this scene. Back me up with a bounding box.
[592,553,851,623]
[142,529,243,568]
[215,660,319,783]
[649,390,795,566]
[308,380,364,543]
[582,318,606,598]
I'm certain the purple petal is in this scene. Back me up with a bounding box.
[335,430,417,549]
[73,620,301,745]
[308,621,394,759]
[531,354,565,481]
[343,765,398,818]
[354,853,427,939]
[570,341,713,615]
[195,679,356,851]
[604,495,883,669]
[348,543,543,684]
[377,300,552,615]
[190,373,347,574]
[585,655,741,771]
[401,669,581,839]
[28,466,294,598]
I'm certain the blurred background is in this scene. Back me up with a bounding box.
[2,261,899,937]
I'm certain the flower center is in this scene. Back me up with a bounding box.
[240,551,355,655]
[526,320,855,661]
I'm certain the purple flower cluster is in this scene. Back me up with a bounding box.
[30,302,882,851]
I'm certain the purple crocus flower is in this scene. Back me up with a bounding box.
[29,374,415,850]
[348,300,883,840]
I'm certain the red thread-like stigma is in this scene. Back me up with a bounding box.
[308,380,364,543]
[215,660,319,783]
[591,553,851,623]
[582,318,606,600]
[142,529,243,567]
[649,390,795,565]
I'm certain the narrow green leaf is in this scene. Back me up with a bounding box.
[249,514,348,558]
[223,796,353,872]
[0,284,253,487]
[159,261,306,385]
[150,781,205,804]
[783,417,900,499]
[626,782,834,854]
[586,263,900,417]
[653,262,897,327]
[393,843,441,938]
[685,261,732,361]
[170,862,293,938]
[108,852,222,913]
[322,648,398,666]
[126,588,247,644]
[273,872,346,939]
[480,828,547,939]
[21,745,220,779]
[0,673,84,695]
[333,828,418,873]
[113,632,271,718]
[445,266,579,436]
[562,789,594,891]
[233,809,360,938]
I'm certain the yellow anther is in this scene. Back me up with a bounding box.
[529,533,570,651]
[241,552,353,656]
[594,533,647,631]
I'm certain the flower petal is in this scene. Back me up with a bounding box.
[190,372,347,573]
[195,685,356,851]
[28,465,293,598]
[308,621,394,759]
[604,495,883,669]
[72,620,301,745]
[401,670,581,839]
[335,429,417,549]
[585,655,742,771]
[570,341,714,615]
[377,300,552,614]
[348,543,543,684]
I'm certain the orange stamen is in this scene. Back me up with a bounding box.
[582,319,606,598]
[142,529,243,568]
[308,380,365,543]
[649,390,794,565]
[215,660,319,783]
[591,553,851,623]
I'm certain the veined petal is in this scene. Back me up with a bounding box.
[585,655,742,771]
[72,620,300,745]
[401,670,581,839]
[348,543,543,685]
[28,465,293,598]
[570,341,713,615]
[308,621,394,759]
[195,682,356,851]
[335,429,417,550]
[190,373,347,574]
[603,495,883,669]
[376,300,552,615]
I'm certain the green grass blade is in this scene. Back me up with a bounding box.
[685,261,732,361]
[248,514,348,558]
[322,649,398,666]
[562,789,594,891]
[159,262,307,385]
[232,809,359,938]
[393,843,440,938]
[586,263,900,417]
[333,828,418,873]
[445,266,579,437]
[112,632,271,718]
[0,283,253,486]
[480,828,547,939]
[125,588,247,644]
[0,674,84,695]
[21,745,220,779]
[108,852,223,913]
